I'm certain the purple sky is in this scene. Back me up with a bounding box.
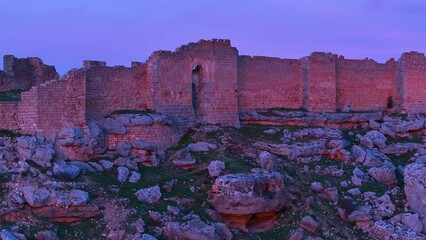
[0,0,425,74]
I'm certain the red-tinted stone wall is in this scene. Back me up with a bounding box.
[398,52,426,113]
[336,58,397,111]
[85,64,149,120]
[237,56,302,110]
[147,39,239,127]
[106,124,178,151]
[0,102,19,130]
[0,55,59,92]
[18,87,39,134]
[18,70,86,135]
[302,53,337,112]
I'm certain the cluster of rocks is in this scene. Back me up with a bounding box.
[4,111,426,239]
[131,183,232,240]
[254,127,350,162]
[103,113,174,134]
[169,141,218,169]
[54,122,105,161]
[258,113,426,239]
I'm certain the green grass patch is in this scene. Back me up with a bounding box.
[238,124,283,143]
[389,151,415,167]
[260,107,308,117]
[55,218,106,240]
[0,129,22,137]
[359,181,388,196]
[111,109,155,115]
[0,89,24,102]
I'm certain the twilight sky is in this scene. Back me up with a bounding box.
[0,0,425,74]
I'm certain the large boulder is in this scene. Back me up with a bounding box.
[31,144,54,168]
[208,160,225,177]
[209,170,286,232]
[257,151,277,172]
[103,118,126,134]
[13,186,98,223]
[162,214,232,240]
[358,131,387,149]
[187,142,218,152]
[116,141,132,157]
[15,136,40,159]
[53,161,81,180]
[57,127,84,146]
[0,231,19,240]
[135,186,162,204]
[254,140,326,161]
[293,128,342,139]
[18,186,52,207]
[351,146,389,168]
[368,162,396,187]
[35,230,60,240]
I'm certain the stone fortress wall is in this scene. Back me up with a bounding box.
[0,39,426,148]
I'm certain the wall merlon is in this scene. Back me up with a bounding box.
[399,52,426,63]
[131,61,145,68]
[3,55,16,74]
[83,60,107,68]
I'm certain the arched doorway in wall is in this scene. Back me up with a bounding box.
[192,65,202,120]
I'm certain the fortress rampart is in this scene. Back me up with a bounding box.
[0,39,426,147]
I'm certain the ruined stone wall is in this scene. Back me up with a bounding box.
[17,70,86,135]
[85,63,149,120]
[0,71,14,91]
[18,88,39,134]
[106,124,177,151]
[0,102,19,130]
[146,51,193,124]
[35,81,66,135]
[3,39,426,138]
[302,53,337,112]
[237,56,302,110]
[398,52,426,113]
[147,39,239,127]
[62,70,87,127]
[0,55,59,92]
[336,58,397,111]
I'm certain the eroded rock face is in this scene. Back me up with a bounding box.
[404,163,426,218]
[208,170,287,232]
[162,214,232,240]
[367,219,425,240]
[12,186,98,223]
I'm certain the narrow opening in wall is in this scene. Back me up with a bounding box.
[192,65,201,119]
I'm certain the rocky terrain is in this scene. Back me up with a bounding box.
[1,110,426,239]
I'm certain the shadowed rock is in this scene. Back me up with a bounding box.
[209,170,287,232]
